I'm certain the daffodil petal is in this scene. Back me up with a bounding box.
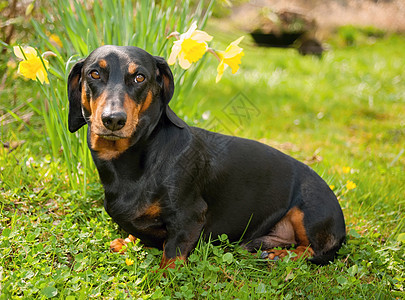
[223,36,244,58]
[13,46,25,60]
[216,60,227,83]
[14,46,39,60]
[38,68,49,84]
[180,21,198,39]
[224,48,242,59]
[178,53,192,69]
[23,47,38,59]
[230,36,244,46]
[168,43,182,65]
[224,42,244,57]
[43,59,50,69]
[191,30,213,42]
[36,69,46,84]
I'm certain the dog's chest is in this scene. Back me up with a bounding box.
[103,177,168,246]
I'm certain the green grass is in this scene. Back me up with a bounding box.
[1,25,405,299]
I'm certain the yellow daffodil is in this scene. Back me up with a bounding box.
[125,258,134,266]
[13,46,50,84]
[168,21,213,69]
[342,166,351,174]
[346,180,357,190]
[49,34,63,48]
[215,36,244,83]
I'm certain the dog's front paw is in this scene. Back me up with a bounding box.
[110,235,136,253]
[110,238,126,253]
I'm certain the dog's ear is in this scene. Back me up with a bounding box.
[154,56,174,104]
[67,59,86,133]
[154,56,185,129]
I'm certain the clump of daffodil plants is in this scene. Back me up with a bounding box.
[12,22,244,193]
[14,22,245,85]
[10,0,218,195]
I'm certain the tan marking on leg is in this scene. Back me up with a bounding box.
[287,207,310,246]
[263,207,314,262]
[128,62,138,74]
[143,202,161,218]
[160,251,186,269]
[267,246,315,261]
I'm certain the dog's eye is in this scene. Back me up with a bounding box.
[135,74,145,83]
[90,70,100,79]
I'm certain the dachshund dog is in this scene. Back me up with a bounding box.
[67,45,346,268]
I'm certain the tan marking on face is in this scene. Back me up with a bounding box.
[81,89,91,112]
[89,91,107,126]
[128,62,138,74]
[121,93,141,136]
[99,59,108,68]
[140,90,153,113]
[89,93,141,160]
[90,133,131,160]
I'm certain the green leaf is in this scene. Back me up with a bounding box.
[1,228,11,237]
[336,276,349,286]
[41,286,58,298]
[255,283,267,294]
[397,233,405,243]
[347,264,358,276]
[222,252,233,264]
[218,234,228,242]
[349,229,361,239]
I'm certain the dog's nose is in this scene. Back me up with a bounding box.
[101,111,127,131]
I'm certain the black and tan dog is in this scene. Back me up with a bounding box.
[67,45,345,268]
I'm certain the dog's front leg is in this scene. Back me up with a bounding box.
[160,197,207,269]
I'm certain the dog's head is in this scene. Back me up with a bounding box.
[67,45,184,159]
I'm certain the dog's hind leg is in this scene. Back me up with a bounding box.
[244,207,315,261]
